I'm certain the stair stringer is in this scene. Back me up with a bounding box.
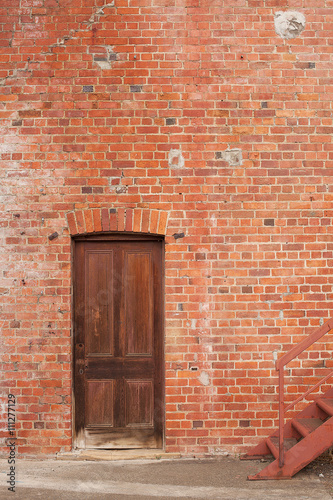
[242,386,333,460]
[248,417,333,480]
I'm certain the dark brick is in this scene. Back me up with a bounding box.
[130,85,142,92]
[83,85,94,93]
[34,422,45,429]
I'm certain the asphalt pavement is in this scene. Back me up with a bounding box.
[0,455,331,500]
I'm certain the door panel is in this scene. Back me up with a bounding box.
[74,237,164,449]
[85,380,114,426]
[125,380,154,427]
[86,251,114,355]
[124,252,153,356]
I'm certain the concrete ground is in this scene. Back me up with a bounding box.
[0,456,331,500]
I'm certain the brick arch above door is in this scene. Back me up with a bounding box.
[66,207,169,236]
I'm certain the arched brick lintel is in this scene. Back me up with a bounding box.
[66,208,169,236]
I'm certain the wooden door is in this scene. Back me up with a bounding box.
[74,237,164,449]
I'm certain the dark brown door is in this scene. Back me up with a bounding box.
[74,237,164,449]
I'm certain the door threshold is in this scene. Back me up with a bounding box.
[57,449,181,461]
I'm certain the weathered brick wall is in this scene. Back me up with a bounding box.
[1,0,333,457]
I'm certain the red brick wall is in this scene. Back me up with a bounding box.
[1,0,333,457]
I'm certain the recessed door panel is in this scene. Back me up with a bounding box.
[85,380,114,426]
[125,380,154,427]
[86,251,113,355]
[124,252,153,356]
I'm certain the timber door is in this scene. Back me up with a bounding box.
[74,236,164,449]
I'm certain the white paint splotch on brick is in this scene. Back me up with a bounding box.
[219,149,243,166]
[90,45,116,69]
[274,11,306,39]
[198,371,210,386]
[168,148,185,168]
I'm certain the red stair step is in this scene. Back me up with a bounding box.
[292,417,323,437]
[317,398,333,416]
[266,436,297,460]
[248,417,333,480]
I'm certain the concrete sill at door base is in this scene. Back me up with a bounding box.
[56,449,181,461]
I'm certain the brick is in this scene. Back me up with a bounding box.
[92,209,102,232]
[109,208,117,231]
[83,210,94,234]
[149,210,159,234]
[75,211,85,234]
[130,85,142,93]
[101,208,109,232]
[158,211,168,235]
[66,212,78,235]
[141,209,150,233]
[117,207,125,232]
[125,209,133,232]
[133,208,142,232]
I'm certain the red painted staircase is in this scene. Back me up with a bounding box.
[242,318,333,480]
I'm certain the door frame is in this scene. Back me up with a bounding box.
[71,232,165,450]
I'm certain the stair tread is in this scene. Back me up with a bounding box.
[267,436,297,459]
[249,418,333,480]
[292,417,324,437]
[317,397,333,416]
[269,436,297,448]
